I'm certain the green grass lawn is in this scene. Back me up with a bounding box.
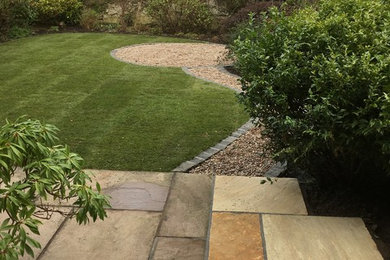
[0,33,248,171]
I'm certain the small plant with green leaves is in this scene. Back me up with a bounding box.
[0,117,110,259]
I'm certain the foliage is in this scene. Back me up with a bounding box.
[80,8,100,30]
[214,0,251,15]
[231,0,390,183]
[220,1,281,35]
[33,0,83,25]
[0,118,110,259]
[82,0,111,14]
[146,0,214,33]
[8,26,32,39]
[0,0,36,41]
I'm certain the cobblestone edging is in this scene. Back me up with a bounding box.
[172,121,254,172]
[110,43,286,177]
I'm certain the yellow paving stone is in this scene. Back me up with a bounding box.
[40,210,161,260]
[213,176,307,215]
[262,214,383,260]
[208,212,264,260]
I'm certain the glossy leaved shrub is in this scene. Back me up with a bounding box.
[0,118,110,259]
[231,0,390,183]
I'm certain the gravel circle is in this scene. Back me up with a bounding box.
[186,67,242,91]
[112,43,231,67]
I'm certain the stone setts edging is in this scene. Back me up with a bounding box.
[172,121,254,172]
[110,42,286,177]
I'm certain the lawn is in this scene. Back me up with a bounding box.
[0,33,248,171]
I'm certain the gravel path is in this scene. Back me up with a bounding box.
[111,42,274,176]
[186,67,242,91]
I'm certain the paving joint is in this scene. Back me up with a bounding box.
[36,208,74,260]
[148,172,177,260]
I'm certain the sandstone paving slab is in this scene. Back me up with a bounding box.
[40,210,161,260]
[37,170,173,211]
[262,214,383,260]
[208,212,264,260]
[152,237,205,260]
[159,173,212,238]
[1,207,70,260]
[213,176,307,215]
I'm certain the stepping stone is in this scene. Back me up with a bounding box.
[208,212,264,260]
[37,170,173,211]
[159,173,212,238]
[262,214,383,260]
[152,237,205,260]
[213,176,307,215]
[1,208,69,260]
[40,210,161,260]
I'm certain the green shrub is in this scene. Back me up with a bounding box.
[0,118,110,259]
[80,8,100,30]
[0,0,36,41]
[231,0,390,183]
[146,0,213,34]
[220,1,281,35]
[33,0,83,25]
[214,0,251,15]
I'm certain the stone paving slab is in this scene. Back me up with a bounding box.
[0,208,69,260]
[152,237,205,260]
[213,176,307,215]
[159,173,212,238]
[208,212,264,260]
[40,210,161,260]
[37,170,173,211]
[262,214,383,260]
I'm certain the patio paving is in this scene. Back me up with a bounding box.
[2,170,383,259]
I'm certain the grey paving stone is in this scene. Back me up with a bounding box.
[40,210,161,260]
[213,143,228,150]
[105,182,170,211]
[152,237,205,260]
[197,152,213,160]
[223,136,237,143]
[191,157,206,165]
[204,147,219,156]
[231,131,243,138]
[159,173,213,238]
